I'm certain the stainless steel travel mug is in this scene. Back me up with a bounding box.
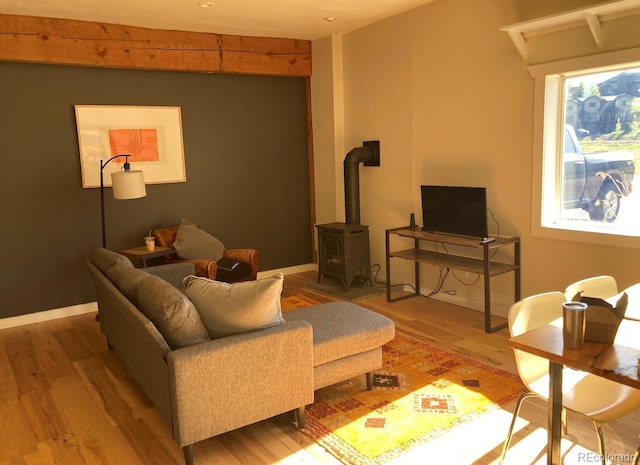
[562,301,587,350]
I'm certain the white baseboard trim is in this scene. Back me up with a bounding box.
[0,302,98,330]
[1,264,319,330]
[407,284,509,318]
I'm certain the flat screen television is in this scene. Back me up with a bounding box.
[420,185,489,240]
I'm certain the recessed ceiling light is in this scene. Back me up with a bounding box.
[323,17,335,22]
[198,2,215,7]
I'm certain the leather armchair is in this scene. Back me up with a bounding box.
[153,225,258,282]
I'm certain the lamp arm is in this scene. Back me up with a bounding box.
[101,154,131,172]
[100,154,131,249]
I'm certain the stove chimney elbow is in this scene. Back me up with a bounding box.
[344,141,380,167]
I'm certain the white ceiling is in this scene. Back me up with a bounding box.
[0,0,437,40]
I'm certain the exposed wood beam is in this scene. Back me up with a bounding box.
[0,14,311,77]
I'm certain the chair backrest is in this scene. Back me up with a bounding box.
[508,292,567,391]
[153,226,180,248]
[509,291,566,337]
[564,275,618,301]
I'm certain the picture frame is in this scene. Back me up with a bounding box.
[75,105,186,188]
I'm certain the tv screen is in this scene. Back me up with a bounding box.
[420,185,488,239]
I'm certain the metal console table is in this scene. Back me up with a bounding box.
[385,227,521,333]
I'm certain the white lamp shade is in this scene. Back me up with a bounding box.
[110,170,146,199]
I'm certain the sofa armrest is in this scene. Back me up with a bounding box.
[167,320,314,447]
[145,262,196,292]
[170,258,217,280]
[223,248,259,280]
[182,250,258,281]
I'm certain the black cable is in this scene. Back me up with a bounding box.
[487,208,501,259]
[369,263,388,288]
[450,269,481,286]
[375,213,503,298]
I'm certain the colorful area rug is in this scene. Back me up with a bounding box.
[281,294,322,311]
[303,334,526,465]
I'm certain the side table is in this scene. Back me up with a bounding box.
[118,246,175,268]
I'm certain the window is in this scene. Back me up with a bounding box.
[539,64,640,239]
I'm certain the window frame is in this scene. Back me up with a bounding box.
[530,48,640,250]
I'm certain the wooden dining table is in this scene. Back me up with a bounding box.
[508,315,640,464]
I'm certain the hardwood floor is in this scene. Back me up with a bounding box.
[1,270,638,465]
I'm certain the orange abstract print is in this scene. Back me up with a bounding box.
[109,128,159,162]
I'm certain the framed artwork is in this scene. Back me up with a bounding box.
[75,105,186,188]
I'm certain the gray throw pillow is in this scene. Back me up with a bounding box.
[107,265,149,303]
[184,273,285,339]
[91,248,134,274]
[136,274,210,350]
[173,219,225,261]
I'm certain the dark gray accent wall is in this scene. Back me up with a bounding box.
[0,62,311,318]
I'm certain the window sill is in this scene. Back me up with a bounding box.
[533,221,640,249]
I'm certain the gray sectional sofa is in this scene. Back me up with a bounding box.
[87,248,394,465]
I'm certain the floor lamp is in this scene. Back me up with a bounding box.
[100,154,146,248]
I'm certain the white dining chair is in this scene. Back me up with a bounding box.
[499,291,640,465]
[622,283,640,321]
[564,275,618,301]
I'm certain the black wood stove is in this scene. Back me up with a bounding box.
[316,141,380,292]
[316,222,370,292]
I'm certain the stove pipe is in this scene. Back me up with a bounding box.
[344,140,380,225]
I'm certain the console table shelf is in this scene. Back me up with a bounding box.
[385,227,521,333]
[389,248,517,276]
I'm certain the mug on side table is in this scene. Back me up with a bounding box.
[144,236,156,251]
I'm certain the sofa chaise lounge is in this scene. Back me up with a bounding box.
[87,248,395,465]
